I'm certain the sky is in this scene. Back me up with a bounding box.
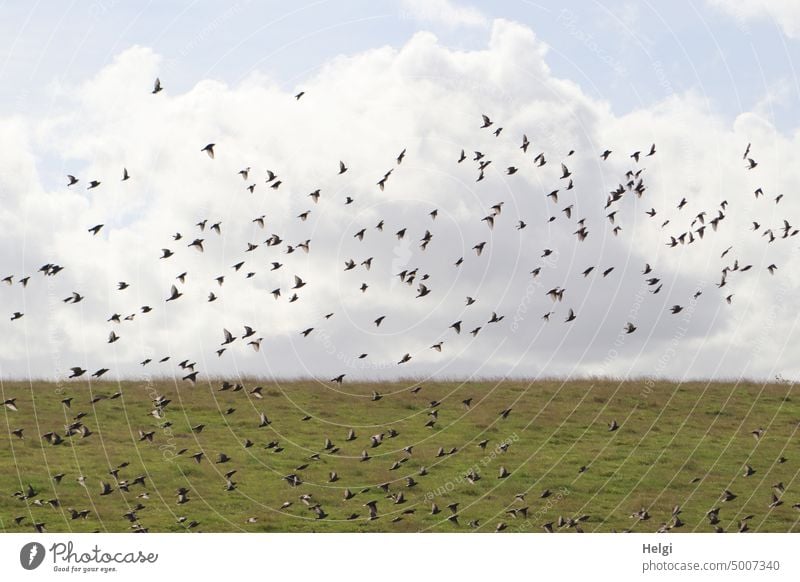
[0,0,798,383]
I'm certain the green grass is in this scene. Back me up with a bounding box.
[0,378,797,532]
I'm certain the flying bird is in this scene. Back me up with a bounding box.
[201,143,215,158]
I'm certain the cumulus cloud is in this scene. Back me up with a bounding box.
[1,19,798,383]
[707,0,800,38]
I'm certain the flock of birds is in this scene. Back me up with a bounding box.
[20,90,795,380]
[2,75,798,533]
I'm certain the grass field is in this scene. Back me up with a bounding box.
[0,378,797,532]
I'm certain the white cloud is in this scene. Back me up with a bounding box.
[1,20,799,383]
[399,0,488,29]
[752,77,793,119]
[707,0,800,38]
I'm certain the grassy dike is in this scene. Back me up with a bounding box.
[1,378,797,532]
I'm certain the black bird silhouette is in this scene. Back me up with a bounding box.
[166,285,182,301]
[201,143,215,158]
